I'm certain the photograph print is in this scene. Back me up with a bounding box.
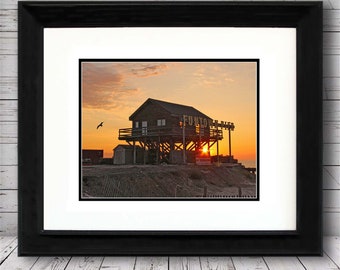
[80,60,258,200]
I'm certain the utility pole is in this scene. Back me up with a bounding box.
[182,116,186,164]
[133,140,136,164]
[216,127,220,164]
[228,122,235,161]
[228,128,232,158]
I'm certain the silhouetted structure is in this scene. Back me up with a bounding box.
[82,149,103,165]
[118,98,234,164]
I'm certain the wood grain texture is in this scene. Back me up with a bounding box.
[169,257,201,269]
[0,0,339,243]
[324,55,340,78]
[0,236,16,265]
[31,257,71,270]
[0,1,338,264]
[0,32,16,55]
[0,122,17,143]
[0,9,17,32]
[65,257,104,270]
[324,101,340,122]
[324,32,340,55]
[169,257,202,270]
[171,257,235,270]
[299,254,339,270]
[0,212,17,235]
[324,212,340,236]
[0,76,17,100]
[0,189,17,212]
[264,257,305,270]
[200,257,235,270]
[101,257,136,270]
[0,55,17,77]
[323,166,340,189]
[324,10,340,31]
[324,77,340,100]
[0,237,338,270]
[329,0,340,9]
[324,190,340,213]
[232,257,268,270]
[0,236,15,252]
[0,100,17,121]
[323,236,340,268]
[323,144,340,165]
[0,247,38,270]
[0,144,17,166]
[134,257,168,270]
[0,165,17,189]
[324,122,340,143]
[1,0,18,10]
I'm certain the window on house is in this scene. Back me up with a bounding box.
[135,121,139,128]
[142,121,148,135]
[157,119,166,126]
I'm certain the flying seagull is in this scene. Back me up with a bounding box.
[97,121,104,129]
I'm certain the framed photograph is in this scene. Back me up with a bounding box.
[80,59,258,200]
[18,1,323,255]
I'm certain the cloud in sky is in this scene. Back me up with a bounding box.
[82,61,257,165]
[130,64,169,78]
[192,63,235,87]
[82,62,169,110]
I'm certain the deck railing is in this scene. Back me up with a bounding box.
[118,126,223,140]
[118,126,175,139]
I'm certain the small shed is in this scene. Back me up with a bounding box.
[113,144,143,165]
[82,149,103,165]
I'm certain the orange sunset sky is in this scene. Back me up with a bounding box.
[81,61,257,167]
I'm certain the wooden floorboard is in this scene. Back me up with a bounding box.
[0,236,15,253]
[264,256,306,270]
[64,256,104,270]
[101,256,136,270]
[134,256,168,270]
[0,236,16,265]
[0,247,38,270]
[169,256,201,270]
[0,237,339,269]
[200,257,235,270]
[324,237,340,268]
[232,256,269,270]
[30,256,71,270]
[299,254,339,270]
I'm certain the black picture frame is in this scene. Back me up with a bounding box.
[18,1,323,255]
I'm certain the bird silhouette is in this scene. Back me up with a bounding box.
[97,121,104,129]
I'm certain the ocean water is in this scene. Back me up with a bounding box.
[239,159,256,168]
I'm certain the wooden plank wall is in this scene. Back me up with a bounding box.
[0,0,339,236]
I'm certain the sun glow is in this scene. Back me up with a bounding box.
[82,61,257,167]
[202,146,209,154]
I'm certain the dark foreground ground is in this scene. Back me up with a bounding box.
[82,164,257,199]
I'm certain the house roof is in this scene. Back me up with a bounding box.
[129,98,212,120]
[113,144,141,150]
